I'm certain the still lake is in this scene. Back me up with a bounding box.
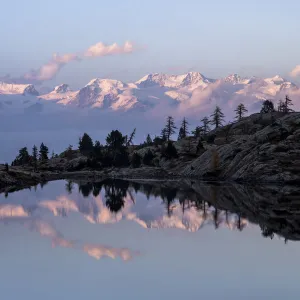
[1,179,300,299]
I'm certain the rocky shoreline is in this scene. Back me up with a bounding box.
[1,112,300,192]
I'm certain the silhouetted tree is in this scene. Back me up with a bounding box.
[210,106,225,129]
[200,116,211,135]
[126,128,136,146]
[277,99,285,112]
[106,130,129,167]
[32,145,38,170]
[234,103,248,121]
[12,147,30,166]
[260,100,275,113]
[283,95,293,113]
[131,152,142,168]
[177,117,189,140]
[93,140,102,160]
[146,134,153,146]
[39,143,49,161]
[79,133,94,156]
[192,126,202,138]
[163,116,177,141]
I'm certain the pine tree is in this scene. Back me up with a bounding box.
[234,103,248,121]
[191,126,202,138]
[261,100,275,113]
[106,130,129,167]
[160,128,167,141]
[163,116,177,141]
[284,95,293,113]
[32,145,38,170]
[177,117,189,140]
[12,147,30,166]
[79,133,94,155]
[277,99,285,112]
[39,143,49,161]
[210,106,225,129]
[200,116,211,135]
[126,128,136,146]
[93,140,102,160]
[146,134,152,146]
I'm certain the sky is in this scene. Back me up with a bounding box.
[1,0,300,88]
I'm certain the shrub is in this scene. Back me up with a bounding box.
[131,152,142,168]
[162,142,178,160]
[143,150,155,166]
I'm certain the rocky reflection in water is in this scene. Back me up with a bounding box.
[69,179,300,242]
[54,179,300,241]
[1,179,300,247]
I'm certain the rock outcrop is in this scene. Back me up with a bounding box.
[2,112,300,188]
[181,112,300,183]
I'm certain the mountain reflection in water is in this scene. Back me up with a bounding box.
[1,179,300,245]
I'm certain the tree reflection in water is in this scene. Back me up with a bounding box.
[70,179,300,243]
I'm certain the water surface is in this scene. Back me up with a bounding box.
[1,179,300,299]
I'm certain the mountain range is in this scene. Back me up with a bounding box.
[1,72,299,116]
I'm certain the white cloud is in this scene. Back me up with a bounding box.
[84,41,134,57]
[23,53,80,82]
[2,41,137,84]
[290,65,300,77]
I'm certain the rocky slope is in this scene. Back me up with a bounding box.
[1,112,300,188]
[181,112,300,183]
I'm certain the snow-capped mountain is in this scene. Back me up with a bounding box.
[0,82,39,96]
[1,72,299,115]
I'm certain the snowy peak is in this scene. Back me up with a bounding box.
[264,75,286,85]
[53,84,70,93]
[0,82,39,96]
[85,78,126,90]
[136,72,212,88]
[181,72,214,86]
[222,74,250,85]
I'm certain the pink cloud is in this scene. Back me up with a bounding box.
[84,41,134,57]
[290,65,300,77]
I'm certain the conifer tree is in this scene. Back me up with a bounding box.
[177,117,189,140]
[126,128,136,146]
[191,126,202,138]
[32,145,38,170]
[284,95,293,113]
[234,103,248,121]
[163,116,177,141]
[210,106,225,129]
[261,100,275,113]
[277,99,285,112]
[93,140,102,160]
[79,133,94,155]
[200,116,211,135]
[160,128,167,141]
[146,134,152,146]
[39,143,49,161]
